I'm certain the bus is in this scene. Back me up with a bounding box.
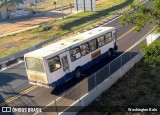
[24,26,118,88]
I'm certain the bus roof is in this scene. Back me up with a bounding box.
[25,26,115,59]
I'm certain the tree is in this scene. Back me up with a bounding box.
[120,0,160,67]
[0,0,24,18]
[141,40,160,67]
[120,0,160,32]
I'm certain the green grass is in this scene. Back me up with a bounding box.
[79,59,160,114]
[0,0,142,58]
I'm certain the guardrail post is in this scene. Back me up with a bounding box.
[76,84,81,101]
[139,43,141,55]
[130,48,132,62]
[55,99,58,115]
[131,48,134,68]
[138,43,140,56]
[94,73,97,88]
[121,54,123,68]
[109,63,111,77]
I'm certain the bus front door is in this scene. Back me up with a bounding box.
[61,55,70,81]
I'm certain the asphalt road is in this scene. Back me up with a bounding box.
[0,14,154,114]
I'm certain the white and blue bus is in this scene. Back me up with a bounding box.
[24,26,118,88]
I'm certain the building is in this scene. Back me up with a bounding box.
[0,2,17,19]
[0,0,45,19]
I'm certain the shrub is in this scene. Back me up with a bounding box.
[34,25,52,32]
[141,39,160,67]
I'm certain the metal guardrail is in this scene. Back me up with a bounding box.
[38,28,159,114]
[0,0,146,70]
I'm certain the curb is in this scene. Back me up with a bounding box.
[0,57,23,71]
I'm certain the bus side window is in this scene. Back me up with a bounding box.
[89,39,97,51]
[97,36,105,47]
[105,32,112,43]
[70,47,81,62]
[80,42,90,56]
[61,56,69,71]
[47,56,61,73]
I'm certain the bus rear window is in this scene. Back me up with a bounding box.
[26,57,45,73]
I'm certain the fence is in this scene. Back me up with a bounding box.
[37,29,159,115]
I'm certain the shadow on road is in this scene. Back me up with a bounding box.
[51,51,124,95]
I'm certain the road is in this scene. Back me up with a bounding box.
[0,15,154,115]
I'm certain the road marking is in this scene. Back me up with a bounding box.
[0,86,38,106]
[117,26,136,40]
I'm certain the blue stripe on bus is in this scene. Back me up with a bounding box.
[49,46,117,87]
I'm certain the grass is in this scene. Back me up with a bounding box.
[32,0,74,12]
[0,0,141,58]
[79,59,160,114]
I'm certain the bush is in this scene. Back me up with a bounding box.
[52,24,62,31]
[141,39,160,67]
[34,25,52,32]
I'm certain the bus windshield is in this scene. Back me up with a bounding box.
[25,57,45,73]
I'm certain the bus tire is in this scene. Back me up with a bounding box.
[108,49,113,58]
[75,67,82,78]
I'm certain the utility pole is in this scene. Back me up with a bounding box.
[60,0,64,19]
[76,0,78,13]
[53,1,57,10]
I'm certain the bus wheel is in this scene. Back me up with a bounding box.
[75,67,82,78]
[108,49,113,58]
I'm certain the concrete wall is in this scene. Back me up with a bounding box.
[8,9,33,19]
